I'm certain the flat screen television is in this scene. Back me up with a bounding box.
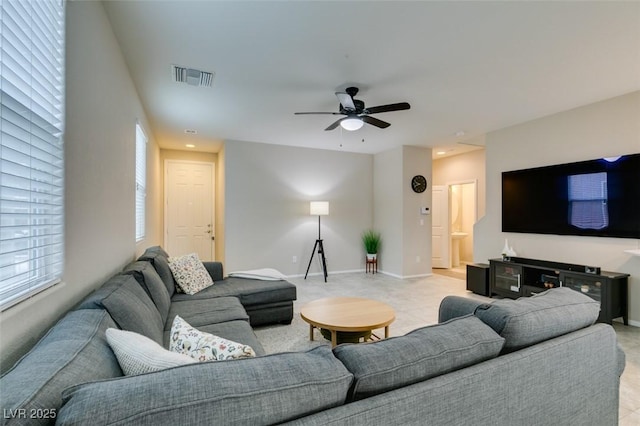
[502,153,640,239]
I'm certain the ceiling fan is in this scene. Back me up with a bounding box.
[294,87,410,131]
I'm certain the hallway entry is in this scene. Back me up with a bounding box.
[432,181,477,269]
[164,160,215,261]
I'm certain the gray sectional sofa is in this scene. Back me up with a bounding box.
[1,247,626,426]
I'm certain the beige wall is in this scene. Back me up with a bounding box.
[223,140,373,275]
[475,91,640,326]
[0,1,162,371]
[402,146,433,277]
[216,146,227,266]
[433,148,486,218]
[433,148,486,265]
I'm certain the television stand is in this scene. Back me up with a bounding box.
[489,257,629,325]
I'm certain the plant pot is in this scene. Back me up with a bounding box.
[366,253,377,260]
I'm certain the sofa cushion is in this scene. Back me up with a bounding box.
[106,328,196,376]
[57,346,353,425]
[167,296,249,329]
[169,315,256,361]
[170,276,296,307]
[438,295,486,323]
[244,301,294,326]
[76,274,164,345]
[164,320,266,356]
[123,260,171,325]
[138,247,177,298]
[167,252,214,295]
[332,315,505,401]
[474,287,600,353]
[0,310,122,424]
[143,245,169,258]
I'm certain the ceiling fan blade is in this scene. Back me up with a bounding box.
[325,118,345,131]
[335,92,355,110]
[294,112,341,115]
[365,102,411,114]
[361,115,390,129]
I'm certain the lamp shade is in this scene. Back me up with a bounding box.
[340,117,364,131]
[310,201,329,216]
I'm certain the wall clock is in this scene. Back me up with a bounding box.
[411,175,427,193]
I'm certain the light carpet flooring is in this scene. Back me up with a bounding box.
[253,271,640,425]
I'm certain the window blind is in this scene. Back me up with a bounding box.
[1,0,65,310]
[135,122,146,242]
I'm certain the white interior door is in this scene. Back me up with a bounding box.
[431,185,450,268]
[165,160,215,261]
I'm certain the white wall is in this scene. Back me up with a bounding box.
[475,91,640,325]
[223,140,373,275]
[373,147,403,274]
[0,1,162,371]
[373,146,432,278]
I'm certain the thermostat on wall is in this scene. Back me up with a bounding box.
[420,207,430,215]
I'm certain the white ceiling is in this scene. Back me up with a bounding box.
[102,1,640,156]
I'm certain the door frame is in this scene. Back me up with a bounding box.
[447,179,478,267]
[163,159,215,260]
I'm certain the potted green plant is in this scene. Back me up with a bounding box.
[362,229,381,260]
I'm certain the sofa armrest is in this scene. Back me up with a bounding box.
[438,296,488,323]
[202,261,224,281]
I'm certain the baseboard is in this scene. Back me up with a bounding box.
[379,270,432,279]
[287,269,434,280]
[625,319,640,328]
[287,269,365,279]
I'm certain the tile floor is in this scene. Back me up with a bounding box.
[253,270,640,425]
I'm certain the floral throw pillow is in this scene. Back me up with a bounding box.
[167,253,214,295]
[169,315,256,361]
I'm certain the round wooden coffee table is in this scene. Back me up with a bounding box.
[300,297,396,347]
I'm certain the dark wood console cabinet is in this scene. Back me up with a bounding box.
[489,257,629,325]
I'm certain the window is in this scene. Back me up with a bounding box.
[0,0,65,310]
[135,122,147,242]
[568,172,609,230]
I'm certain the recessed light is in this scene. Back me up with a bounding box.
[454,131,465,137]
[185,144,196,148]
[184,129,198,135]
[437,151,447,155]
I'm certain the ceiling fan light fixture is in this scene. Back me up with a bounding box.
[340,117,364,131]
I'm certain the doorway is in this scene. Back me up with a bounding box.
[432,180,477,273]
[164,160,215,261]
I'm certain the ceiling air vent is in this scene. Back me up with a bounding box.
[172,65,214,87]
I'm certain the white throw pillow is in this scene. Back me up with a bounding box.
[105,328,196,376]
[167,253,214,295]
[228,268,287,281]
[169,315,256,361]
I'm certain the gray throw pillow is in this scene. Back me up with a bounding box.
[332,315,505,401]
[474,287,600,353]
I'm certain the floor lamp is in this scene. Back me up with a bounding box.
[305,201,329,282]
